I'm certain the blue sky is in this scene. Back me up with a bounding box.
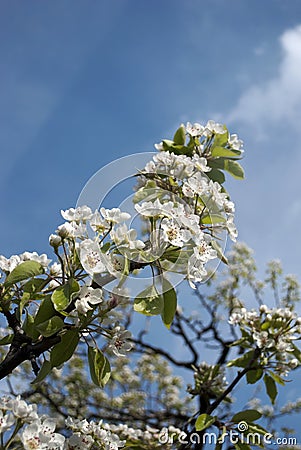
[1,0,301,276]
[0,0,301,272]
[1,0,301,438]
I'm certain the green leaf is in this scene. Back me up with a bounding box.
[224,160,245,179]
[211,146,241,158]
[88,346,111,387]
[51,278,80,312]
[261,321,270,331]
[161,279,177,329]
[213,129,228,147]
[50,329,79,368]
[134,285,163,316]
[195,414,216,431]
[208,158,225,170]
[173,125,186,145]
[234,443,251,450]
[291,343,301,363]
[232,409,262,423]
[162,139,174,150]
[247,423,269,436]
[211,240,228,264]
[22,312,36,339]
[4,261,44,287]
[264,374,277,404]
[31,360,52,384]
[0,334,13,345]
[37,316,65,337]
[214,443,223,450]
[34,295,57,327]
[246,368,263,384]
[207,168,225,184]
[23,278,47,295]
[227,350,255,368]
[268,370,285,386]
[201,214,226,225]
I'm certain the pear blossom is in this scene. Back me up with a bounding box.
[228,133,244,151]
[135,198,174,218]
[194,239,217,263]
[226,214,238,242]
[49,234,62,248]
[191,154,211,172]
[49,262,62,277]
[0,254,22,272]
[75,286,103,315]
[0,410,14,432]
[100,207,131,224]
[12,396,38,422]
[182,172,208,198]
[21,252,51,268]
[89,210,110,234]
[56,222,75,239]
[204,119,226,135]
[61,206,92,223]
[253,331,274,349]
[108,326,133,357]
[161,218,191,247]
[79,239,107,274]
[185,121,204,137]
[187,248,208,288]
[144,151,194,179]
[110,224,145,250]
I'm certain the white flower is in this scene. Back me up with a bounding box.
[182,172,208,198]
[144,151,194,179]
[191,154,211,172]
[228,133,244,151]
[21,252,51,268]
[12,396,38,422]
[65,432,94,449]
[0,254,22,272]
[226,215,238,242]
[110,224,145,250]
[187,248,207,288]
[204,120,226,135]
[186,122,204,137]
[228,313,244,325]
[253,331,274,349]
[154,141,164,151]
[100,208,131,224]
[89,210,109,234]
[135,198,174,218]
[56,222,75,239]
[75,286,103,315]
[49,234,62,248]
[0,410,14,432]
[79,239,107,275]
[61,206,92,223]
[194,239,217,263]
[161,218,191,247]
[49,262,62,277]
[108,326,133,357]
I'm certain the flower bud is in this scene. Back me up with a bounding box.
[49,234,62,248]
[56,223,74,239]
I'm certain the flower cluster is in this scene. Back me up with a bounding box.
[229,305,301,376]
[0,121,244,393]
[0,395,183,450]
[187,362,228,398]
[0,251,51,275]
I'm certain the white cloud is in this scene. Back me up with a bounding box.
[228,24,301,137]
